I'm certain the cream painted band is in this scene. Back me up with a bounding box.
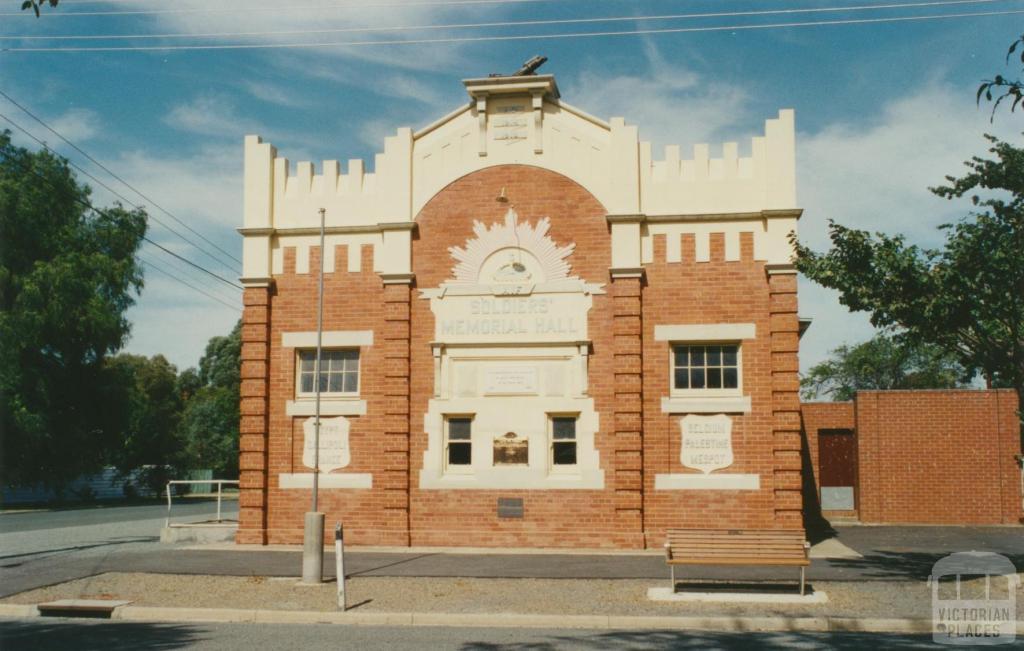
[654,473,760,490]
[286,399,368,417]
[660,396,752,414]
[653,323,756,341]
[282,330,374,348]
[278,473,373,489]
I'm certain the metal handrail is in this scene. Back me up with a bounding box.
[164,479,239,527]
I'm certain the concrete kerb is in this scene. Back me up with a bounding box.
[3,603,1022,634]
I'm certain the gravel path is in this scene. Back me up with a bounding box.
[6,572,1021,620]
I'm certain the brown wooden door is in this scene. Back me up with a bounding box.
[819,428,857,510]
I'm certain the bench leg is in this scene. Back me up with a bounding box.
[670,565,675,593]
[800,567,805,596]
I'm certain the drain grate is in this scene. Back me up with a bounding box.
[37,599,131,619]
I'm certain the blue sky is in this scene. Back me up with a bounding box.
[1,0,1021,373]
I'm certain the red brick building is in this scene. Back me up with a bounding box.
[236,72,810,548]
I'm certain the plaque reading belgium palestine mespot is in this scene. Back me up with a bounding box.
[302,416,351,473]
[680,414,734,474]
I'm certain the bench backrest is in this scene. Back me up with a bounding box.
[665,528,808,561]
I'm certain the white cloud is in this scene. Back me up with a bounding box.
[124,269,240,371]
[164,95,264,139]
[242,81,308,108]
[565,40,751,150]
[104,144,244,368]
[49,108,102,142]
[795,81,1020,371]
[147,0,480,71]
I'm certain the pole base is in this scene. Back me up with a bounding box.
[301,511,325,584]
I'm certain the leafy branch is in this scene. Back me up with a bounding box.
[978,33,1024,118]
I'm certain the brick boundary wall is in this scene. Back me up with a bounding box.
[801,390,1022,526]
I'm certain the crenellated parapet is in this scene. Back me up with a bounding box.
[641,110,796,216]
[239,73,800,285]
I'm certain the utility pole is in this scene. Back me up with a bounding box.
[301,207,327,584]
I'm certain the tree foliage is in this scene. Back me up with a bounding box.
[21,0,58,17]
[792,134,1024,407]
[801,333,967,401]
[0,131,147,487]
[177,321,241,478]
[978,33,1024,118]
[106,353,185,471]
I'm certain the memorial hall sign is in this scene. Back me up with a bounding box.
[421,209,603,344]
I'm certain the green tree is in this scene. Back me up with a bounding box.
[802,333,968,401]
[792,134,1024,411]
[177,321,241,478]
[978,33,1024,117]
[0,131,147,488]
[106,353,185,477]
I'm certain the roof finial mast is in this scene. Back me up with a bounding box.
[489,55,547,78]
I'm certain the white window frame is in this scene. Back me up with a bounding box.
[669,342,743,398]
[444,415,474,475]
[295,348,361,399]
[548,413,580,473]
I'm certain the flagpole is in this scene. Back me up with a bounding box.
[301,207,327,584]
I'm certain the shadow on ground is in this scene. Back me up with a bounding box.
[826,551,1024,581]
[462,629,938,650]
[0,619,206,650]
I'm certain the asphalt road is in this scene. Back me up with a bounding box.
[0,500,237,534]
[0,618,943,650]
[0,500,238,598]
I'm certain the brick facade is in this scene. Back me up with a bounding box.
[239,163,807,548]
[801,390,1022,526]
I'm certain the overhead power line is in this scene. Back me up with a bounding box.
[140,256,242,311]
[2,8,1020,52]
[0,90,241,272]
[0,0,563,16]
[9,156,243,309]
[0,0,1002,41]
[1,113,243,291]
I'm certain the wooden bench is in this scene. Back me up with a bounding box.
[664,528,811,595]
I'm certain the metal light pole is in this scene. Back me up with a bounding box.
[301,207,327,584]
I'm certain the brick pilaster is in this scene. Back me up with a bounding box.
[237,285,271,544]
[611,272,644,542]
[768,271,803,530]
[381,276,413,545]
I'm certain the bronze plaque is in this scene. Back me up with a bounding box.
[493,432,528,465]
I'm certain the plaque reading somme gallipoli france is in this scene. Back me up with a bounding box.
[302,416,351,473]
[493,432,529,465]
[680,414,733,474]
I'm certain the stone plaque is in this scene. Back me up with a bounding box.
[483,367,538,395]
[302,416,350,473]
[493,432,529,465]
[680,414,733,474]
